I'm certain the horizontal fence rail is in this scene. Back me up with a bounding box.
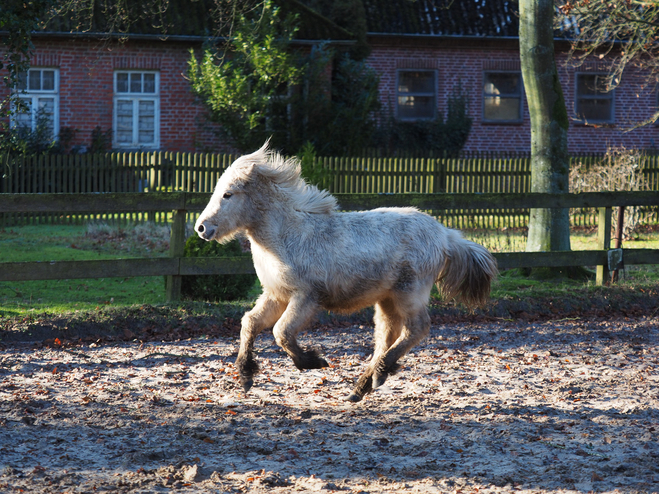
[2,191,659,212]
[1,191,658,300]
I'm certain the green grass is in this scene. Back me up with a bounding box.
[0,278,165,318]
[461,224,659,301]
[1,222,658,320]
[462,225,659,253]
[489,264,659,299]
[0,223,170,318]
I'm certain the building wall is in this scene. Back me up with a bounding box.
[0,37,223,153]
[4,35,659,155]
[367,36,659,154]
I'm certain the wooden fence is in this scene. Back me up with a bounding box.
[2,152,659,228]
[1,191,658,301]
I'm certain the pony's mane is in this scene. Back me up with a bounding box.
[234,142,337,215]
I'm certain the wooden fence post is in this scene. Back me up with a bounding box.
[596,206,612,286]
[166,209,187,302]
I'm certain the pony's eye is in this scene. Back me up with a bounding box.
[223,192,233,199]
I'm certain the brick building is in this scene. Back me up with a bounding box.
[3,0,659,154]
[363,0,659,155]
[6,35,220,153]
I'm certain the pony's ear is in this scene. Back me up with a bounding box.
[240,163,259,187]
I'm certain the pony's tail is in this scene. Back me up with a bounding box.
[436,237,498,308]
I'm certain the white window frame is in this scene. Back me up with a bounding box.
[11,68,60,138]
[396,70,437,121]
[482,71,523,123]
[113,70,160,149]
[575,73,615,124]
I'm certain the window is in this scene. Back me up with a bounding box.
[114,71,159,148]
[483,72,522,122]
[397,70,436,120]
[11,68,59,137]
[575,74,614,123]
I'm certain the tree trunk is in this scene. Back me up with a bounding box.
[519,0,571,254]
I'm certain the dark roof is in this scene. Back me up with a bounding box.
[362,0,520,37]
[40,0,355,41]
[42,0,216,38]
[38,0,522,41]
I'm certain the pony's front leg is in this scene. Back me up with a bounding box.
[236,293,286,393]
[272,295,328,371]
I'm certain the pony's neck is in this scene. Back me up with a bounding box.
[245,206,295,257]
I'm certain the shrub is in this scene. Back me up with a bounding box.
[373,84,472,157]
[181,235,257,302]
[570,146,654,239]
[297,141,333,188]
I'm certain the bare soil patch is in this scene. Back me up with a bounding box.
[1,315,658,493]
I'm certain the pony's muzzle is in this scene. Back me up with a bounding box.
[195,222,216,241]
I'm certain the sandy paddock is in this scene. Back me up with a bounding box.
[1,317,658,493]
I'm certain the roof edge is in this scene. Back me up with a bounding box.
[24,31,355,45]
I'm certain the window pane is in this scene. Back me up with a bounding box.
[116,73,129,93]
[143,73,156,93]
[29,70,41,91]
[130,73,142,93]
[577,75,608,96]
[577,98,612,121]
[484,73,520,96]
[116,100,134,143]
[42,70,55,91]
[17,72,28,90]
[484,96,521,121]
[138,100,155,143]
[398,71,435,94]
[398,95,435,119]
[37,98,55,136]
[14,97,32,128]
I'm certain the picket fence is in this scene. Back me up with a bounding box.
[2,152,658,228]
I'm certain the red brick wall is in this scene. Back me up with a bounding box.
[0,37,224,153]
[4,35,659,155]
[367,36,659,154]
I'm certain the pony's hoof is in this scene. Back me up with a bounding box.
[241,378,254,393]
[372,373,388,389]
[346,392,363,403]
[295,350,329,370]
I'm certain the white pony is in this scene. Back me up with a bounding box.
[195,142,497,402]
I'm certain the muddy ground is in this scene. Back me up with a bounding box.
[1,315,658,493]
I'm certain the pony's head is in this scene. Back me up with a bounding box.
[195,141,336,242]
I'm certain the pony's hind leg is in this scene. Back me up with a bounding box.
[236,293,286,392]
[272,295,327,371]
[348,302,430,402]
[348,299,403,403]
[374,306,430,390]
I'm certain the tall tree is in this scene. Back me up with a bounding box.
[556,0,659,127]
[1,0,56,106]
[188,1,380,155]
[188,1,301,152]
[519,0,572,257]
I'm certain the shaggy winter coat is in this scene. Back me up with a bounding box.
[195,142,497,402]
